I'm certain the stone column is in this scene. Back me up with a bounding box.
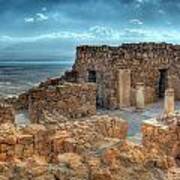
[117,69,131,108]
[136,82,145,110]
[164,88,175,115]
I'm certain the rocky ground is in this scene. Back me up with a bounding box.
[1,100,177,179]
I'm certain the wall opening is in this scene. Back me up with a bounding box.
[175,154,180,167]
[88,70,96,83]
[96,73,105,108]
[158,69,167,98]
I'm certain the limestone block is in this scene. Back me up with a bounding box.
[117,69,131,108]
[136,83,145,109]
[164,88,175,115]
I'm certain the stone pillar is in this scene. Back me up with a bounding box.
[136,83,145,110]
[117,69,131,108]
[164,88,175,115]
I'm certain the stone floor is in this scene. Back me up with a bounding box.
[98,100,180,143]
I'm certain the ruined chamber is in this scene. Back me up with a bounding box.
[72,43,180,109]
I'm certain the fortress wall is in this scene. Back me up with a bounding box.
[73,43,180,108]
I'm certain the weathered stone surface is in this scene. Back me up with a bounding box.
[142,115,180,166]
[73,43,180,109]
[0,104,15,124]
[28,82,96,123]
[1,42,180,179]
[164,88,175,115]
[0,115,128,163]
[0,114,176,179]
[0,141,170,180]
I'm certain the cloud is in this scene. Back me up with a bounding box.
[1,25,180,60]
[24,13,48,23]
[135,0,151,3]
[1,24,180,45]
[129,19,143,25]
[0,31,94,43]
[36,13,48,21]
[136,0,144,3]
[24,17,34,23]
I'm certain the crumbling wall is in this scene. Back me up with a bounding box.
[28,83,96,123]
[0,116,172,180]
[141,117,180,158]
[0,115,128,162]
[0,104,15,124]
[73,43,180,109]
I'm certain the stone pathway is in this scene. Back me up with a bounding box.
[98,100,180,143]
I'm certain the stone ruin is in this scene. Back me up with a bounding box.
[0,43,180,179]
[0,90,179,179]
[73,43,180,109]
[28,83,96,123]
[8,82,97,121]
[0,103,15,124]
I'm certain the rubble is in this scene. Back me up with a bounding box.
[0,43,180,179]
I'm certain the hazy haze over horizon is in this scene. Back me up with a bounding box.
[0,0,180,60]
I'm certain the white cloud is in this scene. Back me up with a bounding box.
[36,13,48,21]
[1,26,180,44]
[0,31,94,43]
[24,13,48,23]
[136,0,150,3]
[129,19,143,25]
[136,0,144,3]
[24,17,34,23]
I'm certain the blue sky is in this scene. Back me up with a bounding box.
[0,0,180,60]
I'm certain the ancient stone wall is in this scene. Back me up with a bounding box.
[0,116,173,179]
[28,83,96,123]
[0,104,15,124]
[0,115,128,162]
[73,43,180,109]
[141,116,180,160]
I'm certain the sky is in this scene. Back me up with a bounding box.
[0,0,180,60]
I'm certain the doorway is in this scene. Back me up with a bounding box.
[158,69,167,98]
[88,70,96,83]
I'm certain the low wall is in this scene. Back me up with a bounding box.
[27,83,96,123]
[0,104,15,124]
[0,115,128,162]
[141,117,180,158]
